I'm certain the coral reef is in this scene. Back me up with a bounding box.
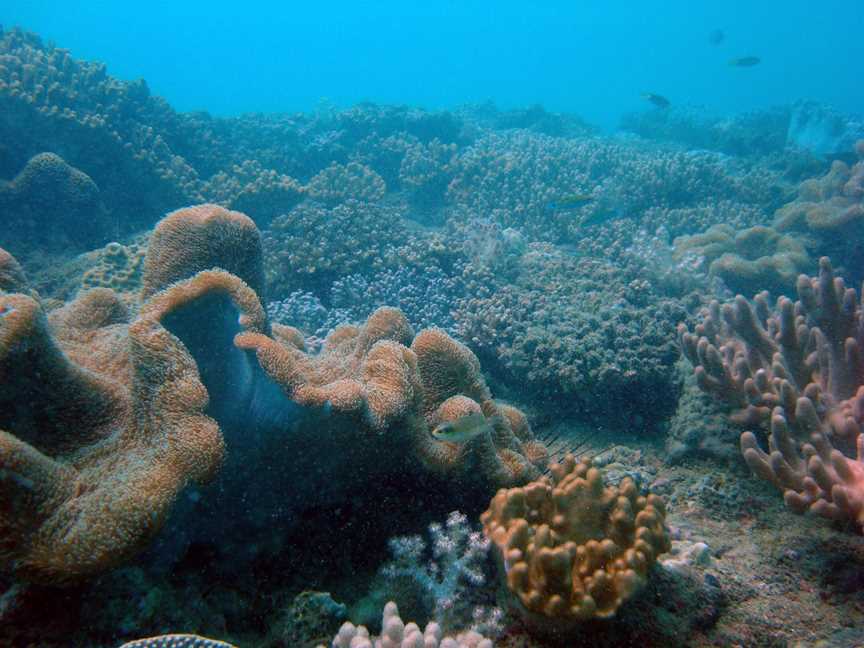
[679,257,864,527]
[456,248,686,426]
[672,223,811,296]
[327,601,493,648]
[773,143,864,283]
[1,203,548,584]
[0,152,113,254]
[481,454,670,626]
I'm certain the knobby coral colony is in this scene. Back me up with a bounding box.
[0,203,549,583]
[680,257,864,528]
[481,454,670,627]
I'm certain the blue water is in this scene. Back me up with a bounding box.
[3,1,863,128]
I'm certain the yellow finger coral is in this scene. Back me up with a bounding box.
[481,454,670,625]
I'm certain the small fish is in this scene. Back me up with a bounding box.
[709,29,725,46]
[641,92,671,109]
[546,194,595,211]
[432,412,493,444]
[729,56,761,67]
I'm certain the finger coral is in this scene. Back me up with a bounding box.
[480,454,670,625]
[327,601,493,648]
[679,257,864,527]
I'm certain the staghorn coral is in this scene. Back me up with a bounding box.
[480,454,670,626]
[679,257,864,527]
[446,130,784,242]
[262,199,453,299]
[200,159,305,227]
[327,601,493,648]
[455,247,686,427]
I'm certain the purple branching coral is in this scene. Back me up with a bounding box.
[373,511,502,636]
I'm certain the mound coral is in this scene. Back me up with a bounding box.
[1,203,546,583]
[480,454,670,625]
[672,223,810,296]
[679,257,864,527]
[0,152,113,253]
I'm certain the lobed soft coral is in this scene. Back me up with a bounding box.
[1,203,548,583]
[481,454,669,625]
[679,257,864,527]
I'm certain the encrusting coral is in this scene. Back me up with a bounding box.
[679,257,864,527]
[480,454,670,625]
[0,203,547,583]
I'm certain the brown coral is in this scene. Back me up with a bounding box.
[142,203,265,300]
[481,454,670,624]
[0,266,263,581]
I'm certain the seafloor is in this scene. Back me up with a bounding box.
[2,25,864,648]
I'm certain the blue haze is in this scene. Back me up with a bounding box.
[2,1,863,128]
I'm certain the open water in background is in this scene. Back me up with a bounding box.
[2,0,864,129]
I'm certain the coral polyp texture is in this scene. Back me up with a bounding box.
[237,313,546,487]
[480,454,670,625]
[0,268,237,582]
[1,202,548,583]
[679,257,864,527]
[326,601,493,648]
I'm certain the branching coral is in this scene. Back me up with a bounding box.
[328,601,493,648]
[481,454,670,625]
[679,257,864,527]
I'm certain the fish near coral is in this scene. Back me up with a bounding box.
[432,411,502,443]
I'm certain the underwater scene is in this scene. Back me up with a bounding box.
[2,2,864,647]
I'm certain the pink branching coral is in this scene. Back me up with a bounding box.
[679,257,864,527]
